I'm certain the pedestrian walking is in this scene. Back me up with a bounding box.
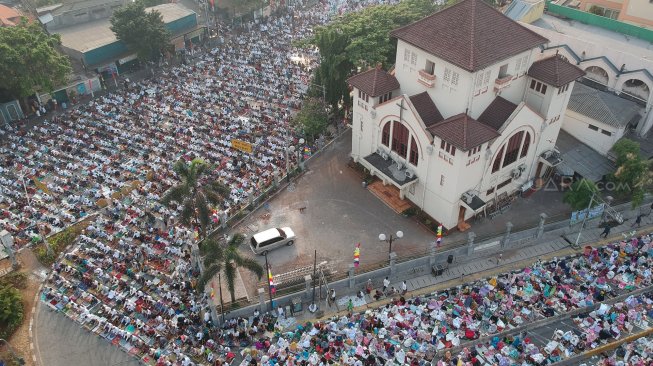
[632,214,643,228]
[600,225,611,238]
[382,276,390,294]
[497,253,503,266]
[365,279,373,294]
[401,280,407,295]
[329,288,336,307]
[347,298,353,313]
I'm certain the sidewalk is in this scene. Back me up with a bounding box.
[299,211,652,324]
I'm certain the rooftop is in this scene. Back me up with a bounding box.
[427,113,500,151]
[346,67,400,97]
[57,3,195,53]
[409,92,443,127]
[477,97,518,131]
[568,82,642,129]
[0,4,22,26]
[556,130,615,182]
[527,54,586,87]
[390,0,548,72]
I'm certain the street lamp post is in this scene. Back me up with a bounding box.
[379,230,403,256]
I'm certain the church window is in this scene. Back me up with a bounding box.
[492,145,505,173]
[391,122,409,158]
[409,137,419,166]
[520,132,531,158]
[502,131,524,167]
[381,121,391,146]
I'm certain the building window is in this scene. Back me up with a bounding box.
[425,60,435,75]
[440,140,456,156]
[529,80,548,94]
[492,145,505,173]
[467,145,482,156]
[391,122,409,158]
[379,92,392,104]
[588,124,599,131]
[358,90,369,103]
[404,49,411,62]
[381,121,391,146]
[410,52,417,66]
[497,178,513,190]
[601,130,612,136]
[503,131,524,168]
[443,67,459,91]
[486,187,495,195]
[498,64,509,79]
[520,132,531,158]
[409,137,419,166]
[558,83,570,94]
[440,175,445,186]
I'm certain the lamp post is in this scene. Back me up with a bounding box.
[573,190,596,249]
[379,230,403,256]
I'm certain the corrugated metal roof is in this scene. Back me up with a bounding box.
[568,82,642,129]
[556,130,615,182]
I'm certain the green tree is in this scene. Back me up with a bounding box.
[110,2,170,63]
[564,179,600,211]
[292,97,329,143]
[304,0,440,111]
[0,19,71,99]
[198,234,263,303]
[161,159,229,238]
[610,139,651,207]
[136,0,166,7]
[0,286,23,338]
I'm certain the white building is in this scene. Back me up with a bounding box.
[563,82,642,156]
[348,0,585,230]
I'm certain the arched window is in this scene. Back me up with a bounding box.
[502,131,524,168]
[520,132,531,158]
[492,145,504,173]
[409,136,419,166]
[392,122,409,158]
[381,122,391,147]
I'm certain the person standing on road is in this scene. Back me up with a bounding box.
[632,214,643,228]
[600,225,612,238]
[401,280,407,295]
[329,289,336,307]
[382,277,390,294]
[365,279,373,294]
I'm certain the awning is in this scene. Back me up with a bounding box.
[556,130,615,182]
[461,194,486,212]
[362,153,418,188]
[118,54,138,65]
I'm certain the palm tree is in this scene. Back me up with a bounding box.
[161,158,229,239]
[198,233,264,303]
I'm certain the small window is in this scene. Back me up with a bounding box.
[558,84,569,94]
[486,187,495,195]
[529,80,547,94]
[588,124,599,131]
[440,175,445,186]
[404,49,411,62]
[498,64,509,79]
[601,130,612,136]
[497,178,513,190]
[425,60,435,75]
[440,140,446,149]
[410,52,417,66]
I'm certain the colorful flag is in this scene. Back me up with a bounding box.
[210,281,216,299]
[436,225,443,246]
[267,265,276,294]
[353,243,360,267]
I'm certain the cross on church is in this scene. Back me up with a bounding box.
[396,98,407,122]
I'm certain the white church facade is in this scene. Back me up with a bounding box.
[348,0,585,230]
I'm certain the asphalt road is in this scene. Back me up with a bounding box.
[33,300,139,366]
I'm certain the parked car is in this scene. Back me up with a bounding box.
[249,227,296,255]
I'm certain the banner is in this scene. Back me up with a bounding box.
[353,243,360,267]
[231,139,253,154]
[268,265,276,294]
[570,203,605,225]
[436,225,443,246]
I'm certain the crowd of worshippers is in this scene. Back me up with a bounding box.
[589,334,653,366]
[0,0,346,249]
[42,206,653,366]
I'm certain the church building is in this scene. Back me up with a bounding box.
[348,0,585,230]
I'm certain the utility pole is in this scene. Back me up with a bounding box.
[574,190,595,249]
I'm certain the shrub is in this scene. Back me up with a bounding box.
[0,273,28,290]
[0,286,24,339]
[35,219,89,266]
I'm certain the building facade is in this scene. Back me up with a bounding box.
[349,0,584,230]
[574,0,653,28]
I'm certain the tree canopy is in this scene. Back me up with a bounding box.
[0,19,71,99]
[292,97,329,143]
[110,2,170,63]
[302,0,441,111]
[610,139,651,207]
[563,179,600,211]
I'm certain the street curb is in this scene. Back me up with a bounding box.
[29,283,44,366]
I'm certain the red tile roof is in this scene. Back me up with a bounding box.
[0,5,22,27]
[347,67,400,97]
[390,0,548,72]
[477,97,518,131]
[528,54,586,87]
[427,113,500,151]
[409,92,443,127]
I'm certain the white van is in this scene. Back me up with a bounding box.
[249,227,296,255]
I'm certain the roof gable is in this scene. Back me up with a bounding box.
[390,0,548,72]
[528,54,586,87]
[427,113,500,151]
[477,96,518,131]
[409,92,443,127]
[347,67,400,97]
